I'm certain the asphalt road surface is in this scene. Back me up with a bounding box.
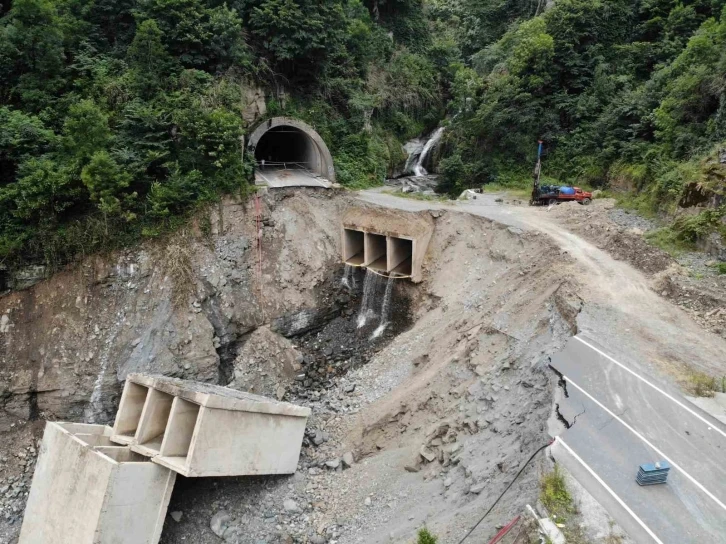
[551,336,726,543]
[254,166,332,188]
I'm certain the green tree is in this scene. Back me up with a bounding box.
[62,99,111,161]
[81,150,136,220]
[248,0,346,76]
[127,19,175,96]
[0,0,66,107]
[0,106,56,184]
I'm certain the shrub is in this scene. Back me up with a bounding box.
[417,528,438,544]
[686,369,718,398]
[540,465,576,520]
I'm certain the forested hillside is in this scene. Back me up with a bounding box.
[0,0,446,269]
[1,0,725,272]
[436,0,726,243]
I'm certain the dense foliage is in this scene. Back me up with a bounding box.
[437,0,726,219]
[3,0,725,271]
[0,0,445,269]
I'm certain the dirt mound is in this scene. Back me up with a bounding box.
[159,210,580,544]
[544,199,674,275]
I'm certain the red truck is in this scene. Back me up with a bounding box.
[530,142,592,205]
[531,184,593,206]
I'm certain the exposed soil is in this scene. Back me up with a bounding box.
[2,188,724,544]
[159,210,582,544]
[541,199,726,340]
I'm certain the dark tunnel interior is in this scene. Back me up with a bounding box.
[254,126,311,168]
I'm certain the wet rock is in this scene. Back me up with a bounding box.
[211,512,233,538]
[271,307,339,337]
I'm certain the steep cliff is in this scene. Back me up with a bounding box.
[0,189,348,431]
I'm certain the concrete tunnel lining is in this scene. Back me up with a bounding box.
[248,117,336,181]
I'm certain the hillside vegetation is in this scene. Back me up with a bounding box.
[437,0,726,236]
[1,0,725,271]
[0,0,446,269]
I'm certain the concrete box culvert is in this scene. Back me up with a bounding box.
[111,374,311,477]
[19,422,175,544]
[341,208,434,283]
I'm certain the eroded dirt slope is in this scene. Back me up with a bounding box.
[159,211,583,544]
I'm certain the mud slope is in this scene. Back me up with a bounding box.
[0,189,359,541]
[160,211,582,544]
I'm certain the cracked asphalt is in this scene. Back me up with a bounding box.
[551,336,726,543]
[360,190,726,542]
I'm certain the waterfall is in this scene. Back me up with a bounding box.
[413,127,445,177]
[370,276,394,339]
[341,264,356,291]
[357,269,382,328]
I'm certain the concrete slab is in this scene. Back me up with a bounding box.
[111,374,311,477]
[342,207,434,283]
[254,167,332,188]
[19,422,175,544]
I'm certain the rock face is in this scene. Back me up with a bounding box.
[0,190,347,431]
[227,326,303,397]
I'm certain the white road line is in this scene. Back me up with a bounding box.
[565,375,726,513]
[555,437,664,544]
[256,170,273,186]
[574,336,726,440]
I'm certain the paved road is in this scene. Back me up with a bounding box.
[551,336,726,543]
[255,166,332,188]
[357,191,726,542]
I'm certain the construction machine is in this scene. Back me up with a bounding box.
[530,141,592,206]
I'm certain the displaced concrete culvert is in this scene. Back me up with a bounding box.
[152,209,587,544]
[4,190,603,544]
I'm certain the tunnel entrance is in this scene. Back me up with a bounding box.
[248,117,336,186]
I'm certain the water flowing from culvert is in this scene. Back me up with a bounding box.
[357,269,383,328]
[341,264,356,291]
[413,127,445,177]
[370,276,395,339]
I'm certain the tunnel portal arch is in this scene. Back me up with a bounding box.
[248,117,336,182]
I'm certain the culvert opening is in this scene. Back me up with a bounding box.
[343,229,365,265]
[388,237,412,277]
[365,233,388,272]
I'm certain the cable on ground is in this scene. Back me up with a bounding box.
[456,441,552,544]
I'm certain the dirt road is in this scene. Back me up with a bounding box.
[359,190,726,382]
[359,189,726,543]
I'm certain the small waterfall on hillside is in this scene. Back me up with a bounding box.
[370,276,394,339]
[413,127,445,177]
[341,264,356,291]
[357,269,383,328]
